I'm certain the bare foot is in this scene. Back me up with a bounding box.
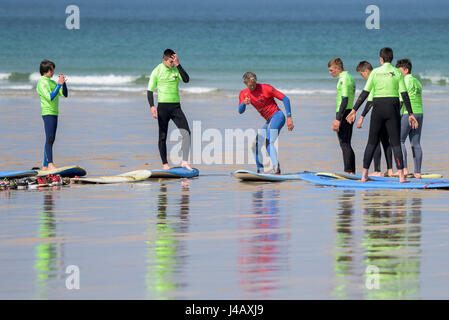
[392,171,403,177]
[386,169,393,177]
[162,163,171,170]
[345,172,355,175]
[369,171,382,177]
[181,161,194,171]
[47,163,56,170]
[398,170,409,183]
[41,166,48,171]
[414,173,422,179]
[361,169,369,182]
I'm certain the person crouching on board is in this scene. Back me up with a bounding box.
[355,61,393,177]
[328,57,356,175]
[36,59,68,171]
[238,72,294,174]
[147,49,193,171]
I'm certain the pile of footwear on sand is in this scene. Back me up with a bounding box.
[0,174,71,190]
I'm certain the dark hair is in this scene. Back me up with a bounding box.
[163,49,176,60]
[356,61,373,72]
[396,58,412,73]
[328,57,343,70]
[379,47,393,63]
[40,59,55,75]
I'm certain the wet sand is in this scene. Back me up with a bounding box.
[1,94,449,299]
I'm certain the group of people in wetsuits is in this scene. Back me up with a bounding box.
[329,47,423,182]
[37,47,423,183]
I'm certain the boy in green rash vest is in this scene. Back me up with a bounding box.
[36,60,68,171]
[328,57,356,174]
[147,49,193,171]
[394,58,424,179]
[355,61,393,177]
[346,47,418,183]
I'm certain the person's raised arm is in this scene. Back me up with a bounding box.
[172,54,189,83]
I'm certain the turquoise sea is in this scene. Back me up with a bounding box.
[1,0,449,96]
[1,0,449,301]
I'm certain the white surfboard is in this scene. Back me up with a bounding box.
[71,170,151,184]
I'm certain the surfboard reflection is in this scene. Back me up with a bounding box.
[145,181,190,299]
[237,187,289,298]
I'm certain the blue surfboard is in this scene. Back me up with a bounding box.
[316,172,449,183]
[300,172,449,189]
[0,170,38,179]
[149,167,199,178]
[36,165,87,177]
[234,169,302,182]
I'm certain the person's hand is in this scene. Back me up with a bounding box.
[244,94,250,105]
[357,116,364,129]
[172,54,180,66]
[332,120,341,132]
[287,117,294,131]
[409,114,418,129]
[58,74,65,85]
[346,109,356,124]
[151,106,158,119]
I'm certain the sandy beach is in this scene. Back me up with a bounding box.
[1,93,449,299]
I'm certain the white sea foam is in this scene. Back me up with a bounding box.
[278,88,335,95]
[0,84,33,90]
[29,73,139,85]
[0,73,11,80]
[180,87,218,94]
[70,86,144,92]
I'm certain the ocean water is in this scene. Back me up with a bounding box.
[0,0,449,96]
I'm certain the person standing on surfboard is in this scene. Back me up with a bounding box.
[147,49,193,171]
[394,58,424,179]
[36,59,68,171]
[355,61,393,177]
[328,57,356,175]
[238,72,294,174]
[346,47,418,183]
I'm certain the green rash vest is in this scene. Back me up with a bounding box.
[147,63,182,103]
[363,62,407,98]
[336,71,355,112]
[400,74,423,114]
[36,76,65,116]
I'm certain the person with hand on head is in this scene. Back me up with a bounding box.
[355,60,393,177]
[328,57,356,175]
[238,72,294,174]
[36,59,68,171]
[147,49,193,171]
[346,47,418,183]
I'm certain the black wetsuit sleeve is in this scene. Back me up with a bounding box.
[147,90,155,106]
[353,90,370,111]
[401,92,413,114]
[361,101,373,117]
[62,82,68,97]
[177,64,189,83]
[336,97,348,121]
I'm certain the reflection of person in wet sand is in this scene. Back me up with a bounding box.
[332,190,356,299]
[146,181,190,299]
[361,194,422,299]
[34,191,64,299]
[237,187,288,298]
[331,191,422,299]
